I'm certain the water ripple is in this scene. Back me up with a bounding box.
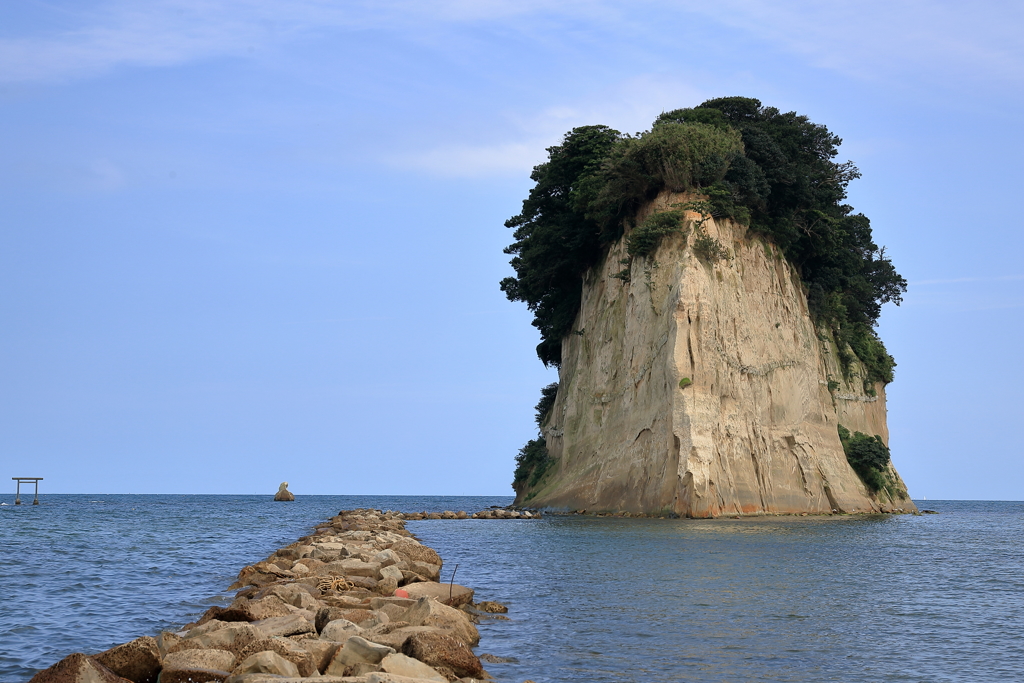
[0,493,510,682]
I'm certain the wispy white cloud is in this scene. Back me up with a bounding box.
[675,0,1024,88]
[392,74,708,176]
[397,142,541,177]
[912,275,1024,286]
[0,0,603,83]
[4,0,1021,89]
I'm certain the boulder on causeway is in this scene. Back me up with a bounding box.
[379,653,447,682]
[182,623,262,656]
[27,653,128,683]
[402,631,484,680]
[262,583,319,610]
[230,651,299,678]
[403,561,440,582]
[379,564,405,584]
[324,636,395,675]
[320,618,362,641]
[361,625,437,651]
[399,581,474,607]
[373,549,402,568]
[251,614,314,638]
[234,638,316,677]
[315,606,350,634]
[377,602,410,621]
[294,639,341,674]
[273,482,295,502]
[241,595,292,621]
[162,649,236,674]
[388,539,442,567]
[400,597,479,646]
[92,636,161,683]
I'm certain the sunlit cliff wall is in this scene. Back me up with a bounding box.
[518,191,914,516]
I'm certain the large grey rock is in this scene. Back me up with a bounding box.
[379,565,404,583]
[242,596,293,621]
[163,649,236,674]
[400,598,479,646]
[184,620,229,639]
[27,653,128,683]
[92,636,161,683]
[273,482,295,502]
[377,602,410,621]
[295,639,341,674]
[231,638,315,678]
[262,583,319,610]
[406,561,441,581]
[387,539,441,567]
[329,559,381,578]
[398,582,473,607]
[373,549,402,568]
[230,651,299,678]
[251,614,314,638]
[324,636,395,675]
[365,673,449,683]
[401,631,483,680]
[362,626,438,651]
[183,623,263,655]
[379,653,446,682]
[369,597,417,611]
[320,618,361,641]
[315,606,350,634]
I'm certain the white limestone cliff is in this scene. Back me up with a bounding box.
[517,191,914,516]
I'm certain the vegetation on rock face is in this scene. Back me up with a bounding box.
[512,437,551,492]
[626,210,689,259]
[500,126,620,367]
[512,383,559,491]
[501,97,905,383]
[838,424,900,497]
[534,382,559,428]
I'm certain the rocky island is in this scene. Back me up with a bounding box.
[503,97,915,516]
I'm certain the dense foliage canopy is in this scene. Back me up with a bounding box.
[501,97,906,386]
[838,424,893,493]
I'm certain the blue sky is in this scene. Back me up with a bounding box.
[1,0,1022,499]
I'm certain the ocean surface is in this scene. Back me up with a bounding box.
[2,496,1022,682]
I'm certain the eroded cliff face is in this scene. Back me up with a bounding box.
[518,192,913,516]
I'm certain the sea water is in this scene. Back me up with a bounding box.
[2,497,1022,682]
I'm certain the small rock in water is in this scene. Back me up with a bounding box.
[475,601,508,614]
[479,653,518,664]
[274,482,295,502]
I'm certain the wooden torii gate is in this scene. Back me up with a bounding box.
[13,477,43,505]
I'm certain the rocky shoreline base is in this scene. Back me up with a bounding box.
[28,509,534,683]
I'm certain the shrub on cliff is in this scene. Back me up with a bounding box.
[535,382,559,427]
[513,383,560,491]
[500,125,620,366]
[626,210,688,259]
[513,437,551,491]
[582,123,743,239]
[838,424,893,493]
